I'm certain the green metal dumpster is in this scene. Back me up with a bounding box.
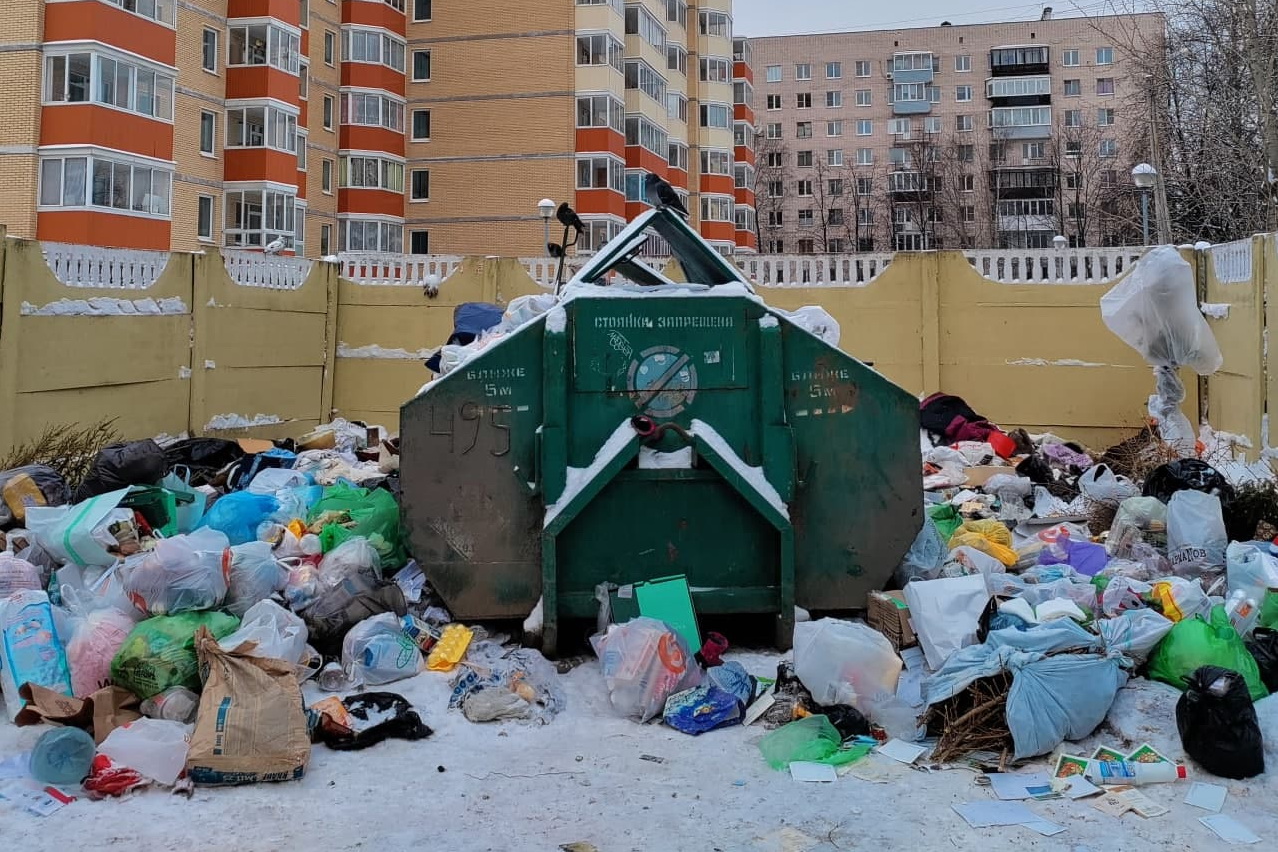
[400,210,922,653]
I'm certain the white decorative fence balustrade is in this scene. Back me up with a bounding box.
[40,242,170,289]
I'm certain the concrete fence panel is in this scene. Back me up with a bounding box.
[1201,237,1266,457]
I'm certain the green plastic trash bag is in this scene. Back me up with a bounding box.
[1147,606,1268,702]
[308,483,405,570]
[757,715,877,770]
[927,503,962,541]
[1261,592,1278,631]
[110,611,240,700]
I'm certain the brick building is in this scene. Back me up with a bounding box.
[0,0,755,258]
[748,11,1165,252]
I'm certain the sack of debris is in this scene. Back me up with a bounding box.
[186,627,310,785]
[591,617,701,723]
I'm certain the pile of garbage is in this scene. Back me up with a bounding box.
[0,420,566,807]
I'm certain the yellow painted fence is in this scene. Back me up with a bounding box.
[1,225,1273,459]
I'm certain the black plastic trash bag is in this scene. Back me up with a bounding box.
[163,438,245,486]
[313,692,432,751]
[75,441,167,501]
[1246,628,1278,694]
[1144,459,1235,505]
[1176,665,1265,780]
[822,704,871,741]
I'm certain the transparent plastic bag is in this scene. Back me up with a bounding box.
[318,536,382,587]
[794,618,902,710]
[0,552,43,595]
[66,607,136,698]
[124,529,230,616]
[341,612,422,686]
[220,599,308,664]
[591,616,701,722]
[1078,464,1140,505]
[98,718,191,786]
[757,715,842,770]
[1108,496,1168,557]
[1101,576,1153,616]
[895,519,947,583]
[225,540,288,617]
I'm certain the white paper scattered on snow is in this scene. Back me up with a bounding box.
[1199,815,1261,845]
[789,761,838,783]
[1063,776,1103,799]
[1020,818,1067,837]
[952,801,1037,829]
[877,739,928,765]
[1184,782,1228,813]
[988,772,1052,801]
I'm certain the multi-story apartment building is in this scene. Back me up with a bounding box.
[749,11,1164,252]
[0,0,754,258]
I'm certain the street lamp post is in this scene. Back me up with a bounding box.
[538,198,556,256]
[1132,163,1157,246]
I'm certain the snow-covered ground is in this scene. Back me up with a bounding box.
[1,653,1275,851]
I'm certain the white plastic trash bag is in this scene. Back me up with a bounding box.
[221,600,308,665]
[1100,246,1223,375]
[1078,464,1140,505]
[124,529,230,616]
[904,574,989,670]
[1226,541,1278,605]
[1166,490,1227,568]
[98,718,191,786]
[341,612,422,686]
[225,540,288,617]
[1096,608,1174,663]
[26,488,132,568]
[793,618,902,710]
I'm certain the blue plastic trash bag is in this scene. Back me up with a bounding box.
[663,684,742,735]
[706,661,756,708]
[896,518,946,583]
[199,492,280,545]
[1005,654,1126,760]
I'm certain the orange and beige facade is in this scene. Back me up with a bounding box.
[0,0,753,258]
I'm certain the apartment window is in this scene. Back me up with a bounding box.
[1065,140,1082,157]
[343,28,406,72]
[628,6,668,50]
[796,63,812,80]
[1097,107,1115,126]
[987,76,1052,98]
[296,133,307,169]
[321,159,333,192]
[888,147,908,166]
[1101,169,1118,187]
[1062,49,1079,66]
[97,0,174,25]
[1022,141,1045,160]
[893,52,933,72]
[298,62,308,99]
[700,195,732,222]
[577,33,624,70]
[956,85,972,102]
[856,148,873,166]
[766,65,781,83]
[666,0,687,26]
[960,205,975,223]
[829,180,844,198]
[855,119,872,136]
[796,150,813,168]
[46,53,174,121]
[197,195,214,241]
[765,151,783,168]
[854,60,871,77]
[1064,109,1081,127]
[1064,79,1080,97]
[826,91,842,108]
[667,44,688,75]
[767,211,783,227]
[699,57,731,83]
[957,144,974,162]
[324,31,335,65]
[39,151,168,215]
[626,60,667,104]
[576,155,626,191]
[733,163,752,188]
[698,10,730,37]
[407,109,432,141]
[576,94,624,133]
[826,150,842,168]
[990,106,1052,128]
[340,218,401,252]
[924,116,942,134]
[765,94,781,110]
[893,82,926,103]
[412,50,431,81]
[998,199,1054,217]
[625,115,668,154]
[1097,78,1115,96]
[797,238,815,254]
[320,224,331,256]
[797,209,814,226]
[856,177,873,195]
[960,174,975,192]
[699,102,730,128]
[1096,46,1114,65]
[796,121,812,138]
[224,188,295,248]
[1099,139,1118,158]
[199,111,215,155]
[953,114,973,133]
[888,118,910,137]
[796,92,812,109]
[797,179,813,196]
[700,149,731,175]
[413,0,432,20]
[322,95,334,130]
[767,180,784,197]
[202,29,218,73]
[409,230,430,255]
[229,23,300,73]
[341,92,404,131]
[226,105,297,151]
[826,61,842,79]
[410,168,430,200]
[766,122,782,139]
[668,142,688,171]
[827,120,843,137]
[340,155,404,191]
[955,54,971,72]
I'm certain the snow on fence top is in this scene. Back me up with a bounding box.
[1209,238,1253,284]
[222,250,311,289]
[40,242,169,289]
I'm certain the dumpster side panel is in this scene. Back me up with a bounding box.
[400,322,545,618]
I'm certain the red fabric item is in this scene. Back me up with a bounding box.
[696,632,730,668]
[83,754,149,800]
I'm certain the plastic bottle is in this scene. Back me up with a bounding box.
[1225,590,1260,636]
[140,686,200,724]
[1084,759,1187,786]
[30,727,97,785]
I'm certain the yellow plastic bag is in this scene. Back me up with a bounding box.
[426,623,474,672]
[949,520,1017,566]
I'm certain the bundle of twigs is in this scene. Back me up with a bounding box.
[924,671,1014,764]
[0,419,119,490]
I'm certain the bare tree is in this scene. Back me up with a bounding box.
[754,134,791,252]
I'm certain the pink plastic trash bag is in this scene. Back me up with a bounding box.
[67,608,136,698]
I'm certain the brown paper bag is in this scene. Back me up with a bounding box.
[185,627,310,786]
[15,684,141,743]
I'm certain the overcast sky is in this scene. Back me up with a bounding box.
[732,0,1129,36]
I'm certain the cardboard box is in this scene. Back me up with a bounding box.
[867,590,917,651]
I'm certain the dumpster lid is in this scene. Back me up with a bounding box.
[569,208,751,291]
